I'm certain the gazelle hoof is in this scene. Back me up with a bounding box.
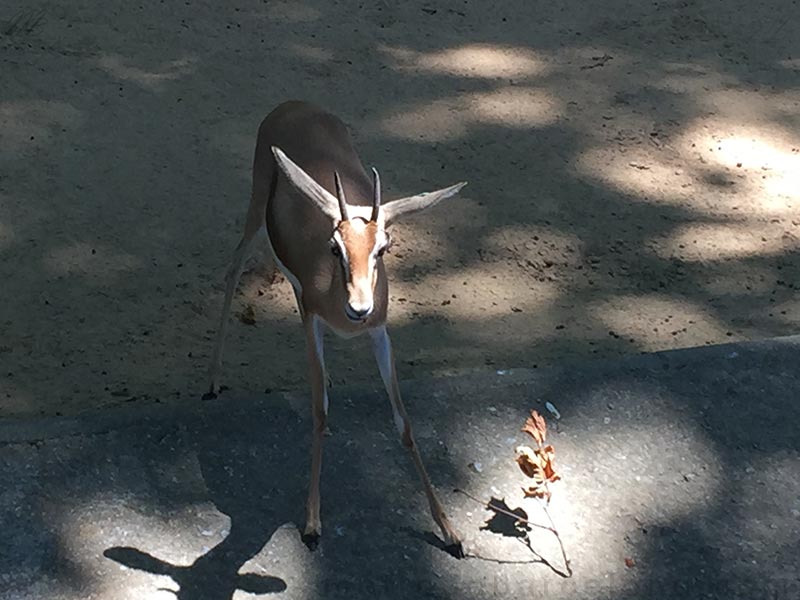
[445,541,465,559]
[203,384,228,401]
[301,530,321,551]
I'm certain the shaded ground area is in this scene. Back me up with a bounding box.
[1,0,799,417]
[1,337,798,599]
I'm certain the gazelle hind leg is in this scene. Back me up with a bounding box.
[369,326,464,557]
[206,166,275,399]
[205,231,260,398]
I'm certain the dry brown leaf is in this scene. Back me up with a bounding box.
[516,444,561,500]
[521,410,547,446]
[625,557,636,568]
[523,485,552,501]
[515,446,540,479]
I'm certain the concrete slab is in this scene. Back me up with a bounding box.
[1,337,799,599]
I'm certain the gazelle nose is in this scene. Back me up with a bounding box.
[345,302,373,321]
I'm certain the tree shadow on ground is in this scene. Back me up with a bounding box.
[1,0,798,598]
[1,0,798,418]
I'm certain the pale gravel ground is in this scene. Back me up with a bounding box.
[1,0,798,417]
[2,337,799,599]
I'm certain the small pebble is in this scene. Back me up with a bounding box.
[545,402,561,419]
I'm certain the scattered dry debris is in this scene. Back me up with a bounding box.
[238,305,256,325]
[580,53,614,69]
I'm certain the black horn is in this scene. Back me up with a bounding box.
[333,171,349,221]
[371,167,381,222]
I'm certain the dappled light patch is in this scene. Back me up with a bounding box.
[390,267,561,322]
[681,263,777,298]
[575,147,698,207]
[96,55,196,90]
[578,123,799,222]
[43,241,142,279]
[0,218,14,249]
[653,63,740,95]
[380,43,549,80]
[590,294,731,351]
[50,495,197,598]
[702,132,800,211]
[262,1,321,23]
[732,454,800,549]
[659,222,800,262]
[0,100,82,155]
[576,80,798,222]
[380,98,469,142]
[378,86,560,142]
[703,88,800,123]
[778,57,800,70]
[286,43,334,63]
[0,380,35,417]
[439,375,728,589]
[3,0,799,427]
[467,87,560,128]
[484,226,584,271]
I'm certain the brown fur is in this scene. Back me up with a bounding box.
[208,101,464,554]
[337,219,380,314]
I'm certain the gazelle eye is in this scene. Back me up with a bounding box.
[331,244,341,257]
[376,236,392,257]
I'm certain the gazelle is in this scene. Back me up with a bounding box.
[207,100,467,556]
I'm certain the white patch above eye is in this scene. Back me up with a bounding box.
[371,230,391,258]
[348,219,368,233]
[331,230,349,271]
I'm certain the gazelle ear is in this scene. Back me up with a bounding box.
[381,182,467,225]
[271,146,341,221]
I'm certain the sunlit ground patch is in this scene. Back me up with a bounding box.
[380,43,549,80]
[657,222,800,262]
[43,242,142,280]
[591,294,732,351]
[262,0,321,23]
[0,100,82,155]
[0,219,14,249]
[95,55,196,90]
[379,87,561,142]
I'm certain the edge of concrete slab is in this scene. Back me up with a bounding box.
[2,335,798,444]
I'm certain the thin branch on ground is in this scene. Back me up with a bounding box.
[536,497,572,577]
[454,488,573,578]
[455,488,554,532]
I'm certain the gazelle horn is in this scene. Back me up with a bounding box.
[333,171,350,221]
[371,167,381,222]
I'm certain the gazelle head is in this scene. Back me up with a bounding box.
[272,147,466,322]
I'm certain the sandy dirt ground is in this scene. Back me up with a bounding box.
[1,0,798,417]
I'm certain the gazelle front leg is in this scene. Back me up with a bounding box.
[302,314,328,548]
[369,326,464,557]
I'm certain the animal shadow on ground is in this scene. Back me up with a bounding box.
[104,406,308,599]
